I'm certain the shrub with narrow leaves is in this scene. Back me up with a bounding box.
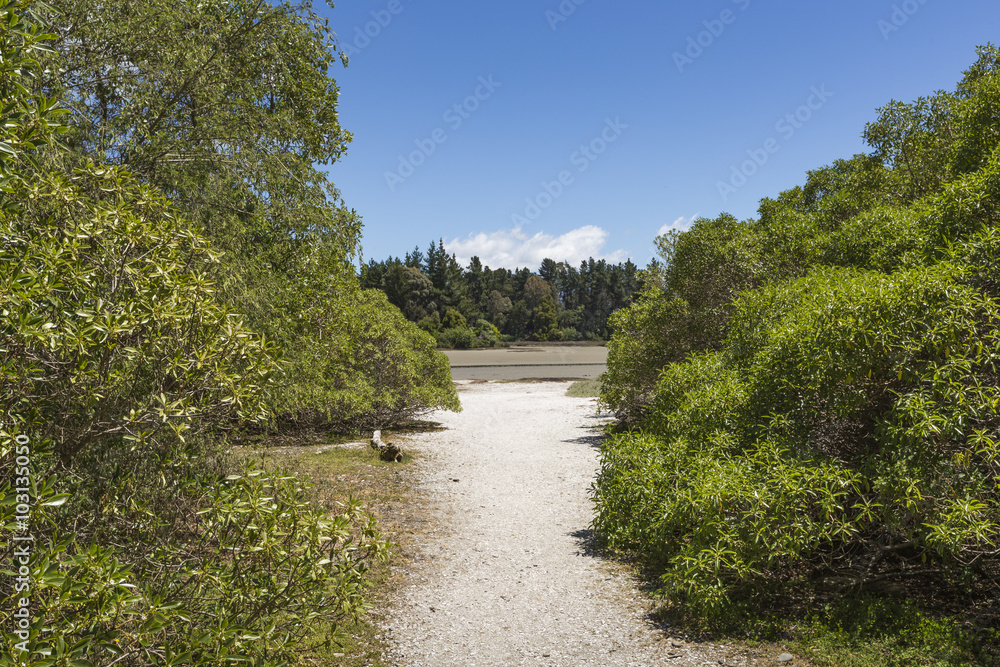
[597,47,1000,621]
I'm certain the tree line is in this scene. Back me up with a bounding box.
[360,240,642,347]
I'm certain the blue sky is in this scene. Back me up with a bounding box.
[319,0,999,270]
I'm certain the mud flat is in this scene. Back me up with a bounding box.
[444,345,607,380]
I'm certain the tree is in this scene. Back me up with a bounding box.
[465,255,485,303]
[530,294,562,342]
[524,274,556,310]
[45,0,359,271]
[487,289,513,326]
[364,244,642,342]
[506,300,531,340]
[405,245,425,268]
[538,257,559,297]
[424,238,465,308]
[0,5,388,663]
[42,0,460,425]
[381,263,435,321]
[597,48,1000,647]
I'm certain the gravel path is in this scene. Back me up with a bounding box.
[382,381,759,667]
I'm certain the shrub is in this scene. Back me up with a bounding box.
[600,289,691,423]
[473,319,502,347]
[595,264,1000,611]
[0,7,391,663]
[595,45,1000,650]
[560,327,582,341]
[0,152,389,667]
[821,204,926,272]
[1,439,389,663]
[594,432,862,613]
[0,0,275,462]
[417,311,442,334]
[920,147,1000,248]
[1,164,277,464]
[284,289,460,429]
[437,326,475,350]
[953,223,1000,298]
[442,307,467,330]
[642,352,748,444]
[741,266,1000,559]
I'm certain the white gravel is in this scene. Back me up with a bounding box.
[381,381,756,667]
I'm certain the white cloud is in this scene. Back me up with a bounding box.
[657,214,699,237]
[446,225,629,270]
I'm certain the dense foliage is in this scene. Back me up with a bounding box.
[2,163,277,465]
[596,46,1000,651]
[0,1,453,664]
[42,0,458,425]
[269,288,461,430]
[361,239,641,345]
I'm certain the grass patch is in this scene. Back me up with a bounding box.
[241,431,426,666]
[790,596,990,667]
[566,379,602,397]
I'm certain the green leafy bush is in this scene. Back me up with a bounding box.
[0,6,392,664]
[472,319,503,347]
[560,327,582,341]
[597,49,1000,638]
[0,164,393,660]
[437,326,475,350]
[594,432,862,613]
[1,164,277,464]
[272,289,460,429]
[598,265,1000,612]
[2,440,389,664]
[820,204,925,272]
[601,288,691,423]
